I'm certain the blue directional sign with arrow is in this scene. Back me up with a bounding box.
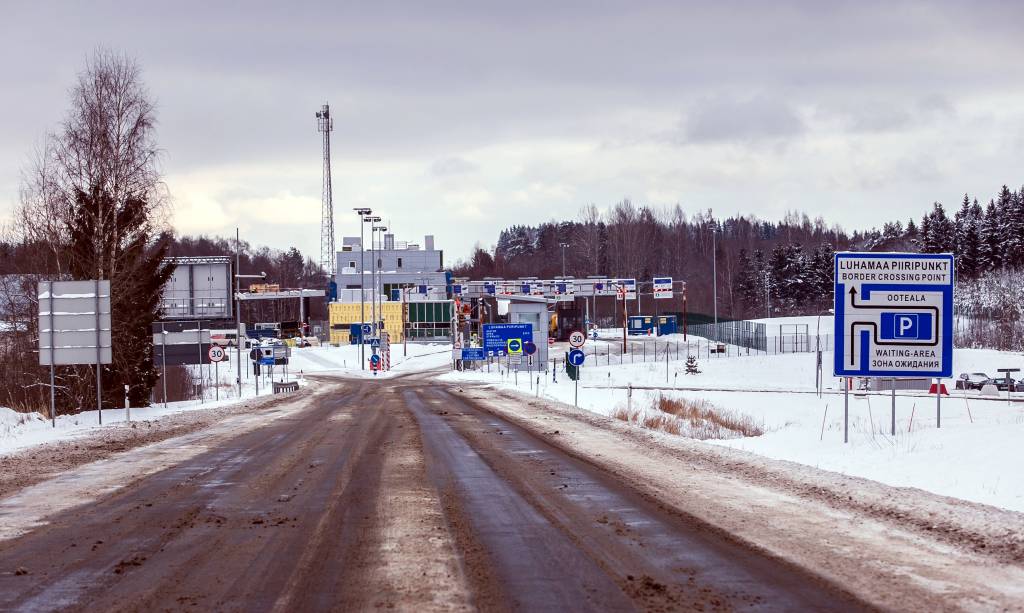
[567,349,585,366]
[834,252,953,378]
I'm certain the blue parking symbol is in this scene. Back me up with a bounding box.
[880,312,932,340]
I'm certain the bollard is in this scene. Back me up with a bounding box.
[125,384,130,422]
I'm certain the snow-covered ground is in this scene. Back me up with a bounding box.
[0,342,451,454]
[443,317,1024,513]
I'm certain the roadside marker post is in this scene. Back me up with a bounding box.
[125,384,130,423]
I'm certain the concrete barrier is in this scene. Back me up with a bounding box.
[980,383,999,397]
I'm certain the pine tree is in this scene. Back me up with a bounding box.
[979,199,1003,272]
[1006,188,1024,268]
[67,187,174,407]
[685,354,701,374]
[733,249,759,316]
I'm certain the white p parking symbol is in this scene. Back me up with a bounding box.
[898,315,915,336]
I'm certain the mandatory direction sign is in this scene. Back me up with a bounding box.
[567,349,585,366]
[506,338,523,355]
[834,252,953,378]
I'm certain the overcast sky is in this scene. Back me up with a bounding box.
[3,1,1023,264]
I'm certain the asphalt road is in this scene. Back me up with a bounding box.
[0,377,870,612]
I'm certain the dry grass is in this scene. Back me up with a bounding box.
[610,395,764,440]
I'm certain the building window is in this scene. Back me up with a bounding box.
[348,261,356,268]
[397,257,403,268]
[377,258,382,269]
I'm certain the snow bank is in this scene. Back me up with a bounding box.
[442,344,1024,513]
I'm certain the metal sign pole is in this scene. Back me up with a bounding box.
[844,377,849,443]
[162,323,168,408]
[95,279,102,425]
[936,380,941,428]
[48,282,56,428]
[215,360,219,401]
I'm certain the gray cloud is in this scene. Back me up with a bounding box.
[430,156,478,177]
[679,96,805,144]
[2,1,1024,260]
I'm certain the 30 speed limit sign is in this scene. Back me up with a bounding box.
[208,345,226,363]
[568,330,586,348]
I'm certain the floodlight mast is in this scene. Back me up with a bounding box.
[354,208,373,369]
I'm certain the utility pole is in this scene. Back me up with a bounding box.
[559,242,568,277]
[369,219,384,339]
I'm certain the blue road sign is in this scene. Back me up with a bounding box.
[361,324,372,335]
[482,323,533,354]
[369,354,381,366]
[370,338,381,348]
[259,356,275,366]
[523,341,537,356]
[461,348,486,361]
[567,349,585,366]
[834,252,953,378]
[507,338,523,355]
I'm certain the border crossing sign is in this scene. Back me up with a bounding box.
[833,252,953,378]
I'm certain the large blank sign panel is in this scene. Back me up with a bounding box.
[38,280,113,366]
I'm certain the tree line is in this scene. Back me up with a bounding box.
[454,184,1024,324]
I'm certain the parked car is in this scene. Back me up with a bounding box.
[955,372,992,390]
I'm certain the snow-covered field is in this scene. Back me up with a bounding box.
[444,316,1024,513]
[0,342,451,454]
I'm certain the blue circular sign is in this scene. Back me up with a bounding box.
[361,324,372,335]
[523,341,537,356]
[369,354,381,365]
[568,349,585,366]
[507,338,523,354]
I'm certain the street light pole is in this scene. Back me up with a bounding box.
[559,242,568,277]
[353,208,372,369]
[712,223,718,326]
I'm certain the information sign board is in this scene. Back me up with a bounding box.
[461,347,486,361]
[653,277,673,300]
[613,279,637,300]
[833,252,953,378]
[482,323,533,355]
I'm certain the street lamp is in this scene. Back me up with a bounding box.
[372,223,387,339]
[233,256,266,398]
[353,208,372,369]
[559,242,569,277]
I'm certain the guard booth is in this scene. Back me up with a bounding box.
[506,295,550,368]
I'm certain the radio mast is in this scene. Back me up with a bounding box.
[316,104,336,280]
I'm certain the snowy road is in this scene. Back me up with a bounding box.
[0,375,1021,611]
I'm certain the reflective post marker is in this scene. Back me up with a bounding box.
[125,384,130,422]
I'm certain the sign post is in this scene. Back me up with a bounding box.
[568,349,585,407]
[833,253,954,442]
[208,345,226,400]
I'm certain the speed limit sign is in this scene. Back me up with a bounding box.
[208,345,226,363]
[568,330,586,348]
